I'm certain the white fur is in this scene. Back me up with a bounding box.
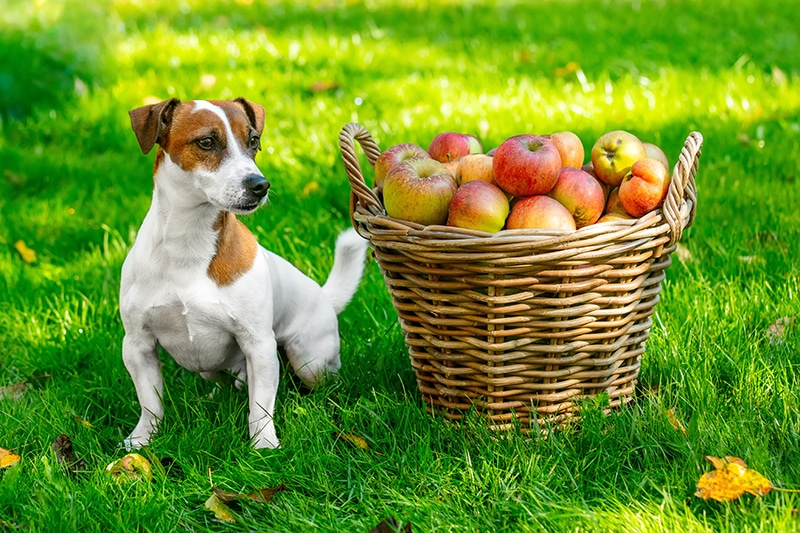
[120,100,367,449]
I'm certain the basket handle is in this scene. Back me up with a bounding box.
[339,122,384,227]
[663,131,703,247]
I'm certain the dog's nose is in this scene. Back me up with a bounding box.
[245,174,270,198]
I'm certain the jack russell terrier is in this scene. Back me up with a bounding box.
[121,97,367,449]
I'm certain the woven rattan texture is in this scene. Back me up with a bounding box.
[340,124,702,432]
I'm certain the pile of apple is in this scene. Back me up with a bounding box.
[374,129,673,233]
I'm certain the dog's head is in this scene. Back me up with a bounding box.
[129,98,269,214]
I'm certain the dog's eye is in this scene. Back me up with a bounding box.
[197,137,216,151]
[249,135,261,151]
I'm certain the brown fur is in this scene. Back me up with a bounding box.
[207,212,258,287]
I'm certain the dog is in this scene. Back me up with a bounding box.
[120,97,367,449]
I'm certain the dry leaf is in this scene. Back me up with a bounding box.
[309,80,340,93]
[213,484,288,504]
[0,382,27,401]
[370,517,412,533]
[665,409,687,436]
[674,243,693,263]
[554,61,580,77]
[302,181,320,196]
[767,316,797,345]
[52,434,87,476]
[696,455,773,502]
[0,448,21,468]
[335,431,369,450]
[105,453,153,483]
[72,413,94,428]
[13,240,36,263]
[204,494,236,523]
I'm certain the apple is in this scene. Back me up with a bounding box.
[549,131,585,169]
[446,181,509,233]
[596,210,635,223]
[442,157,463,180]
[590,130,647,187]
[383,157,457,226]
[643,142,670,172]
[373,143,430,191]
[456,153,495,186]
[547,167,606,228]
[493,135,562,197]
[428,132,482,163]
[604,187,625,214]
[618,158,671,218]
[505,195,576,231]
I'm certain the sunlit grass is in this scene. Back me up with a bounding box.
[1,0,800,531]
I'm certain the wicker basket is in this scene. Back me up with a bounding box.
[339,123,702,433]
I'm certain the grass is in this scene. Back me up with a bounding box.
[1,0,799,530]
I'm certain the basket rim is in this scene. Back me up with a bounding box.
[339,123,702,249]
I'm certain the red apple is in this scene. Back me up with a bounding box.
[456,153,495,186]
[618,158,671,218]
[493,135,562,197]
[547,167,606,228]
[446,181,509,233]
[549,131,584,169]
[643,142,670,172]
[590,130,647,187]
[383,157,457,226]
[505,195,576,231]
[427,132,482,163]
[373,143,430,191]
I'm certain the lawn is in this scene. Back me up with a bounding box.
[1,0,799,531]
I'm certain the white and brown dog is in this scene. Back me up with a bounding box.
[120,98,367,449]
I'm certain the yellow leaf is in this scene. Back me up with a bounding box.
[665,408,687,436]
[302,181,320,197]
[335,431,369,450]
[13,240,36,263]
[0,448,21,468]
[695,455,773,502]
[204,493,236,523]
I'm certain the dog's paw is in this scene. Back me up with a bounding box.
[252,434,280,450]
[122,433,151,451]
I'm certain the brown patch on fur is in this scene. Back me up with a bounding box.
[207,212,258,287]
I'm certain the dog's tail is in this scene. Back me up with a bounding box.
[322,228,368,314]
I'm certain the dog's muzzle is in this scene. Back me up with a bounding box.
[244,174,270,199]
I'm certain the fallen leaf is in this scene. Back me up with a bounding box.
[695,455,773,502]
[72,413,94,428]
[665,409,687,436]
[4,170,26,187]
[302,181,320,196]
[0,448,21,468]
[767,316,797,345]
[213,484,288,504]
[674,243,693,263]
[554,61,580,77]
[52,434,87,476]
[370,517,412,533]
[0,382,27,401]
[204,494,236,523]
[335,431,369,450]
[13,240,36,263]
[105,453,153,483]
[309,80,340,93]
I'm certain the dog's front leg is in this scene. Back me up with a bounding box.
[122,333,163,449]
[241,334,281,449]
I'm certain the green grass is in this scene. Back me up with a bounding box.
[1,0,800,530]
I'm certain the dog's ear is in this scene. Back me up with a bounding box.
[233,97,265,135]
[129,98,180,155]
